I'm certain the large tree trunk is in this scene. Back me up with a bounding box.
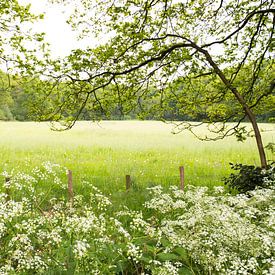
[201,49,268,168]
[245,109,267,168]
[224,85,267,168]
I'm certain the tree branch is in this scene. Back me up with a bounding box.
[230,13,265,83]
[202,9,275,48]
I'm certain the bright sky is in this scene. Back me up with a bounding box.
[17,0,225,59]
[18,0,84,58]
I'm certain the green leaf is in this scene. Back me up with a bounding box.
[157,252,180,261]
[178,266,194,275]
[144,244,157,254]
[140,254,152,264]
[160,237,170,247]
[173,247,189,260]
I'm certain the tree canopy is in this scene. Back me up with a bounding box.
[0,0,46,71]
[0,1,50,120]
[6,0,275,167]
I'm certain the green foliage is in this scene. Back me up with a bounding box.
[0,0,48,89]
[34,0,274,135]
[223,163,275,193]
[0,164,274,274]
[20,0,272,168]
[265,142,275,154]
[0,71,31,121]
[0,0,272,168]
[0,0,48,114]
[0,71,14,120]
[0,1,48,121]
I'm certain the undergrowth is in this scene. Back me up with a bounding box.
[0,162,274,274]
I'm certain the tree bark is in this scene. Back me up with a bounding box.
[244,108,267,168]
[199,48,268,168]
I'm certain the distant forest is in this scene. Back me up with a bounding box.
[0,70,274,123]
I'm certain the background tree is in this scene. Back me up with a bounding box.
[0,71,14,120]
[0,1,48,121]
[31,0,274,167]
[0,1,47,70]
[0,69,42,121]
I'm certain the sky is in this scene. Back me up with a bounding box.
[17,0,225,59]
[18,0,83,58]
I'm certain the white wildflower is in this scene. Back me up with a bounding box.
[73,240,90,259]
[127,243,142,263]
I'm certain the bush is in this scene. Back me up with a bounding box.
[223,162,275,193]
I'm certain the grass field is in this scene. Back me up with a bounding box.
[0,120,274,194]
[0,121,274,274]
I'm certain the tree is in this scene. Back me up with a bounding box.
[0,1,49,121]
[0,70,13,120]
[0,1,47,69]
[32,0,274,168]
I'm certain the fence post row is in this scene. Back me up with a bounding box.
[67,170,74,206]
[3,168,184,202]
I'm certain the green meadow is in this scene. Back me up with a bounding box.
[0,121,274,194]
[0,121,274,274]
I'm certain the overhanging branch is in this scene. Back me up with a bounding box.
[202,9,275,48]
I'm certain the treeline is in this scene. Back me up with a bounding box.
[0,70,274,123]
[0,71,29,121]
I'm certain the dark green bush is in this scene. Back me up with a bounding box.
[223,162,274,193]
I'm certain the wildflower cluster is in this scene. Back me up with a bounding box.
[1,162,67,202]
[0,164,274,274]
[145,185,275,274]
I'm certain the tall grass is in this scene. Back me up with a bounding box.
[0,121,274,194]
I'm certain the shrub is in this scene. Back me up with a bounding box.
[223,162,275,193]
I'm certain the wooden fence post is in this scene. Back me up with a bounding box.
[67,170,74,207]
[179,166,184,190]
[126,175,131,191]
[5,177,11,201]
